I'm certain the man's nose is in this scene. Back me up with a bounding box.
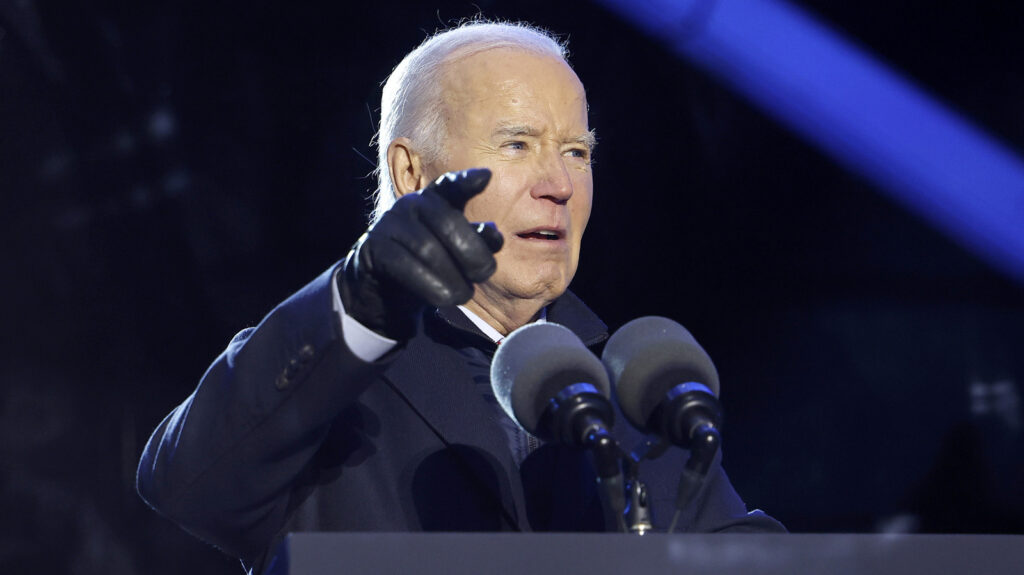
[530,152,574,204]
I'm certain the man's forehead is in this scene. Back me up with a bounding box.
[439,48,589,131]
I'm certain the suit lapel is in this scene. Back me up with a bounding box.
[380,316,527,529]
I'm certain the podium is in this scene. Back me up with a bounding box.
[269,532,1024,574]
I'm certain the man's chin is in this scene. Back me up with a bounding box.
[486,270,572,304]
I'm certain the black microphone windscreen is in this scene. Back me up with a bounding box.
[490,322,610,434]
[602,316,719,431]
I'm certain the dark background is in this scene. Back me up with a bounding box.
[2,1,1022,573]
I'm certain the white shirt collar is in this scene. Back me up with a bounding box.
[456,305,548,343]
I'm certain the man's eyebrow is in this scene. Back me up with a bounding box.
[492,124,541,138]
[492,124,597,151]
[573,129,597,152]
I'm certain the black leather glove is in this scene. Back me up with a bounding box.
[338,168,504,341]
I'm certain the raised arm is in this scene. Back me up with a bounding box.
[136,169,503,559]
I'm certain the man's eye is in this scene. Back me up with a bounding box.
[503,141,527,151]
[565,148,590,159]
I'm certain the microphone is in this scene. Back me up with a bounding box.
[491,322,613,447]
[490,321,627,531]
[602,316,722,448]
[601,316,723,532]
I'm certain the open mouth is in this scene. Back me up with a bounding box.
[517,230,563,241]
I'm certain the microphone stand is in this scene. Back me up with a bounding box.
[621,435,669,534]
[623,458,652,534]
[667,423,720,533]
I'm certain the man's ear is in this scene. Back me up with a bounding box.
[387,138,432,197]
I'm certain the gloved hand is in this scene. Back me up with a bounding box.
[337,168,503,341]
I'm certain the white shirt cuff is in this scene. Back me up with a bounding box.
[331,267,397,362]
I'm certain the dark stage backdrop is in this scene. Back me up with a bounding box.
[2,1,1022,573]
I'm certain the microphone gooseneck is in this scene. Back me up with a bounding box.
[602,316,725,532]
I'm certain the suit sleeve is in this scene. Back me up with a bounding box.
[653,449,788,533]
[136,262,393,560]
[687,464,788,533]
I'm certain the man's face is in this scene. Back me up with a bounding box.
[428,49,594,306]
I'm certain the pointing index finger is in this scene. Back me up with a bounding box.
[424,168,492,211]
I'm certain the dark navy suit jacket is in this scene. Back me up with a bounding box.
[137,263,784,574]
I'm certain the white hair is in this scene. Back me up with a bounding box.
[370,20,570,224]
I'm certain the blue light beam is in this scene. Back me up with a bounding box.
[595,0,1024,284]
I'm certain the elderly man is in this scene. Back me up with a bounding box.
[137,21,783,575]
